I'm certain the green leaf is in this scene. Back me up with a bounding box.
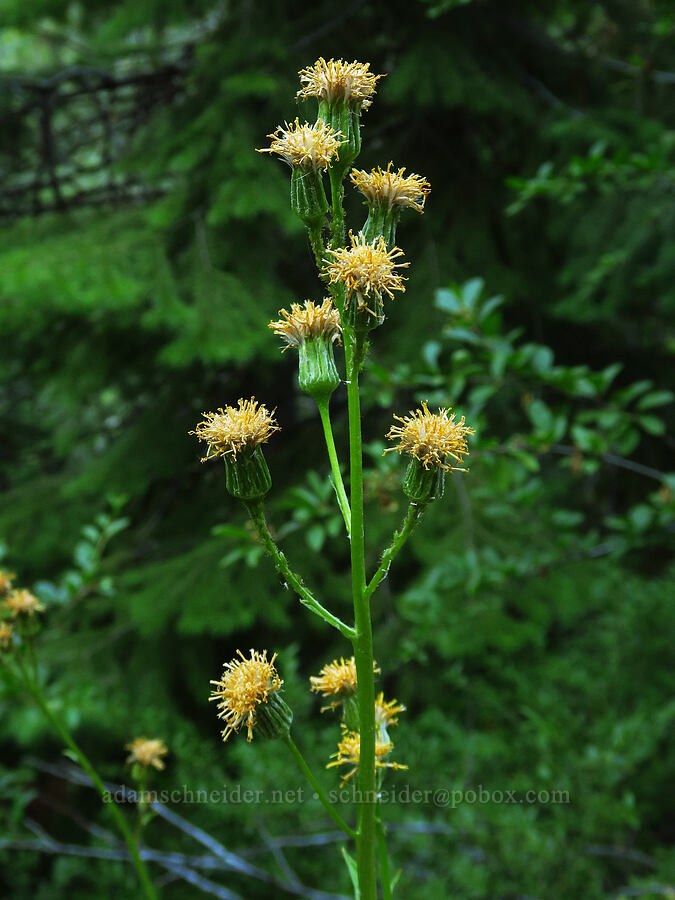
[341,847,360,900]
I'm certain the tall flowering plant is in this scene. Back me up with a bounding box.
[193,58,475,899]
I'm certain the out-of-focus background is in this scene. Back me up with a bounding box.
[1,1,674,898]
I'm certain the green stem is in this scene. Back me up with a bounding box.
[29,684,158,900]
[317,399,351,536]
[345,328,377,900]
[364,502,428,602]
[283,735,356,839]
[308,224,326,270]
[329,167,346,249]
[246,500,356,639]
[376,808,393,900]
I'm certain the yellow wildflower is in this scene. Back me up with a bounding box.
[385,401,475,471]
[4,589,45,618]
[0,570,15,595]
[297,57,383,109]
[191,398,279,462]
[258,118,344,171]
[327,726,407,784]
[0,622,13,649]
[350,163,431,213]
[375,692,405,731]
[310,656,380,702]
[209,649,283,742]
[125,737,169,771]
[269,299,342,349]
[324,231,408,309]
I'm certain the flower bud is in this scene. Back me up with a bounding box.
[298,336,340,402]
[254,692,294,741]
[290,165,328,228]
[223,445,272,502]
[401,456,446,503]
[351,164,431,246]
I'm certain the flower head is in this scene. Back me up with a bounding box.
[269,299,341,350]
[297,57,383,109]
[325,232,408,307]
[4,589,45,618]
[310,656,380,704]
[0,570,15,595]
[258,118,344,171]
[191,398,279,462]
[125,737,169,771]
[210,649,283,742]
[375,693,405,731]
[327,726,407,784]
[351,163,431,213]
[385,402,475,471]
[0,622,13,650]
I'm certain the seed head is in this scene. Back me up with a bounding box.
[327,726,407,784]
[351,163,431,213]
[191,398,279,462]
[258,118,344,171]
[269,299,341,349]
[325,232,408,306]
[297,57,383,109]
[3,589,45,618]
[125,738,169,771]
[209,649,282,742]
[385,401,475,471]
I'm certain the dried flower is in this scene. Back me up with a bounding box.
[0,570,15,595]
[327,726,407,784]
[310,656,380,701]
[297,58,383,110]
[351,164,430,214]
[0,622,13,649]
[4,589,45,618]
[125,738,169,771]
[210,649,291,742]
[325,232,408,326]
[385,402,475,472]
[269,299,341,349]
[191,398,279,463]
[258,118,344,171]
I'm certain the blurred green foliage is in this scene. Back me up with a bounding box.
[1,1,674,898]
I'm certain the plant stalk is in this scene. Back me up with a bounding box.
[317,399,352,535]
[283,735,356,839]
[345,327,378,900]
[365,501,428,602]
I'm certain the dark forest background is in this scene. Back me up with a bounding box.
[1,1,674,898]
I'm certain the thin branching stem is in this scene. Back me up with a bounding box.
[317,399,351,535]
[283,735,357,839]
[245,499,356,639]
[365,501,428,602]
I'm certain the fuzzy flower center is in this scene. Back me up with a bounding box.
[209,649,282,742]
[385,401,475,471]
[269,298,342,348]
[325,232,408,306]
[191,398,279,462]
[258,118,344,171]
[350,163,431,213]
[297,57,383,108]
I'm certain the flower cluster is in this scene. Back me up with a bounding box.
[327,726,408,784]
[125,737,169,771]
[269,299,341,349]
[209,649,291,742]
[259,118,344,172]
[351,163,431,214]
[297,57,383,109]
[191,398,279,462]
[386,401,476,472]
